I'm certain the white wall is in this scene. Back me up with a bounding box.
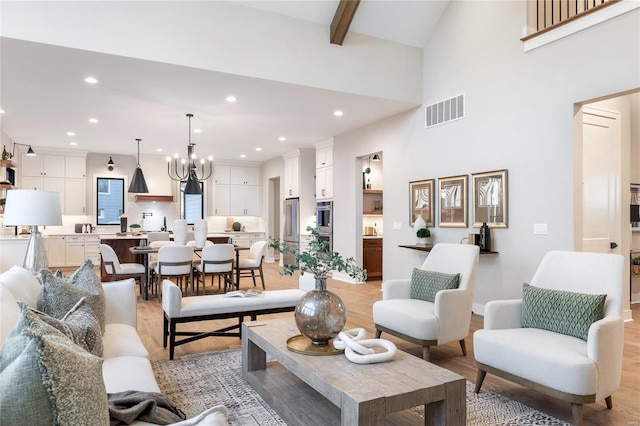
[332,2,640,312]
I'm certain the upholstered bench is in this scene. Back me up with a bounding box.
[162,280,304,359]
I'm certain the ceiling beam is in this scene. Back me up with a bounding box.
[330,0,361,46]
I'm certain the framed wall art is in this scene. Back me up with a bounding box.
[472,169,508,228]
[409,179,435,227]
[438,175,467,228]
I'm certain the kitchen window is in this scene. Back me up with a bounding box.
[96,177,124,225]
[180,181,204,225]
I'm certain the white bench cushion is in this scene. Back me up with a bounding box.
[174,289,304,318]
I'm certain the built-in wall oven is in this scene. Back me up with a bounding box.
[316,201,333,251]
[316,201,332,235]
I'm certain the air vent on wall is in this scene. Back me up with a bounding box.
[425,94,465,128]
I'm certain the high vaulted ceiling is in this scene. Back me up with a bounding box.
[0,1,449,163]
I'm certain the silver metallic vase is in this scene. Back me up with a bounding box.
[294,277,346,346]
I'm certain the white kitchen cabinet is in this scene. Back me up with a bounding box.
[214,184,231,216]
[46,236,66,268]
[83,235,101,268]
[316,145,333,168]
[65,235,85,267]
[21,154,65,178]
[228,232,265,248]
[230,185,260,216]
[45,234,100,268]
[315,141,333,201]
[316,167,333,200]
[65,178,86,215]
[65,156,86,178]
[214,165,230,185]
[230,166,260,186]
[283,155,299,198]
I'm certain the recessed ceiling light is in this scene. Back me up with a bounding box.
[278,136,286,141]
[0,109,5,114]
[84,77,98,84]
[255,148,262,152]
[67,131,75,136]
[240,154,246,158]
[156,148,163,152]
[225,96,237,102]
[193,128,202,133]
[70,142,78,146]
[89,118,99,123]
[334,110,344,117]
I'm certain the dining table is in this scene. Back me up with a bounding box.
[129,245,160,300]
[130,244,250,298]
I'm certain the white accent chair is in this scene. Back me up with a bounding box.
[372,243,479,361]
[99,244,146,295]
[151,245,194,295]
[473,251,624,426]
[236,241,267,290]
[194,244,235,294]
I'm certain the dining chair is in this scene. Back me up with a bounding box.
[100,244,146,295]
[194,244,235,294]
[151,245,194,295]
[147,231,170,244]
[236,240,267,290]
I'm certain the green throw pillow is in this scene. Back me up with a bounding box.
[38,260,106,334]
[0,302,109,425]
[410,269,460,303]
[521,283,606,341]
[25,299,103,357]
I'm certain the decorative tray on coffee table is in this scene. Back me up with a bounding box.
[286,334,344,356]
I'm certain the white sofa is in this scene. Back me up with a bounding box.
[0,265,228,426]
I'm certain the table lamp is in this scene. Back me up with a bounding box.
[3,190,63,275]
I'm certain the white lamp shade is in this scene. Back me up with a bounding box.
[3,190,63,226]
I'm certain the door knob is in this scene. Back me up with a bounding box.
[610,242,618,249]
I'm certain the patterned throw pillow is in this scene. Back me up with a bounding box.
[24,299,103,357]
[521,283,606,341]
[0,303,109,425]
[38,260,106,334]
[410,269,460,303]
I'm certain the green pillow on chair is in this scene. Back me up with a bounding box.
[521,283,606,341]
[410,268,460,303]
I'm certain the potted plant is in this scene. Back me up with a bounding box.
[269,225,366,346]
[129,223,141,235]
[416,227,431,245]
[633,256,640,275]
[0,197,5,214]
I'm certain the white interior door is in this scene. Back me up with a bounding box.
[581,106,621,254]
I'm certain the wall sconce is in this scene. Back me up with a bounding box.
[107,156,115,171]
[372,154,381,161]
[11,142,36,158]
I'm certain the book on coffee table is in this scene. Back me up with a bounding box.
[225,289,264,298]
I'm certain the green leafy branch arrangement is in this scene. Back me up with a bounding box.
[269,226,367,282]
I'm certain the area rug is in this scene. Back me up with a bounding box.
[151,349,570,426]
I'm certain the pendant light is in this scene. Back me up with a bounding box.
[167,113,213,195]
[128,138,149,193]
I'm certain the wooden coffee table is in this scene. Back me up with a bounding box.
[241,318,465,426]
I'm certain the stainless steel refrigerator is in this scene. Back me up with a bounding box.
[283,198,299,268]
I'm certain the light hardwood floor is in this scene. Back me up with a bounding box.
[125,262,639,426]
